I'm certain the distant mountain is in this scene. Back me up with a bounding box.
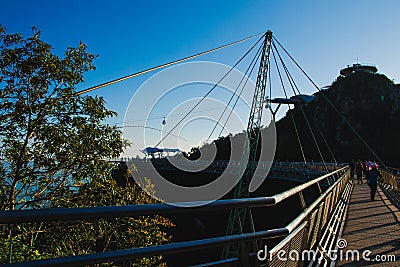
[275,71,400,167]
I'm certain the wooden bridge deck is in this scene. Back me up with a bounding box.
[336,182,400,266]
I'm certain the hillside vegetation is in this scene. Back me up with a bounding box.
[184,71,400,167]
[275,71,400,166]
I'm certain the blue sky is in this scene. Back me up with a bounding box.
[2,0,400,156]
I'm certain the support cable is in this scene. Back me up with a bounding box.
[154,34,265,148]
[268,54,272,102]
[112,105,246,126]
[75,32,265,95]
[273,45,337,164]
[272,36,386,165]
[290,109,308,163]
[271,48,307,163]
[272,44,328,170]
[287,63,337,163]
[218,41,262,140]
[315,124,338,163]
[217,44,263,139]
[206,41,263,143]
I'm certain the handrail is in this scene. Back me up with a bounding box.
[266,168,351,266]
[381,168,399,191]
[285,167,348,232]
[379,167,400,208]
[5,229,289,267]
[0,197,276,224]
[0,166,349,267]
[0,167,346,224]
[273,167,345,204]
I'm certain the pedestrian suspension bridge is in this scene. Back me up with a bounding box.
[1,30,399,266]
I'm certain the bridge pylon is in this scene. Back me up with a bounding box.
[222,30,273,262]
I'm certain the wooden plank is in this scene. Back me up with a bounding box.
[336,183,400,266]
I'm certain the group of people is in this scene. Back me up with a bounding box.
[349,160,382,201]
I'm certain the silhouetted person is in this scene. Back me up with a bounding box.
[362,160,367,176]
[349,160,355,181]
[366,163,382,201]
[355,160,363,184]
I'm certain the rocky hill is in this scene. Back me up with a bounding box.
[275,71,400,167]
[182,70,400,167]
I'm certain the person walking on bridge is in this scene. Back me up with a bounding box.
[366,163,382,201]
[349,160,355,181]
[355,160,363,184]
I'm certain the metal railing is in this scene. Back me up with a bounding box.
[381,167,400,190]
[0,166,349,267]
[380,167,400,207]
[121,159,341,183]
[120,159,340,173]
[267,168,351,267]
[305,173,352,266]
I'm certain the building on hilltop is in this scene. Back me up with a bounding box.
[340,63,377,77]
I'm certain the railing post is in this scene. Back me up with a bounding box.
[247,207,260,267]
[299,192,306,210]
[316,181,322,194]
[299,220,310,267]
[380,168,400,208]
[297,191,309,267]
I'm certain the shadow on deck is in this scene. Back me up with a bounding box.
[336,182,400,266]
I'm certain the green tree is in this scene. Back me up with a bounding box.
[0,26,172,265]
[43,167,172,266]
[0,25,127,210]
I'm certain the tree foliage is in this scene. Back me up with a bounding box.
[0,26,172,266]
[0,25,127,210]
[1,166,172,266]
